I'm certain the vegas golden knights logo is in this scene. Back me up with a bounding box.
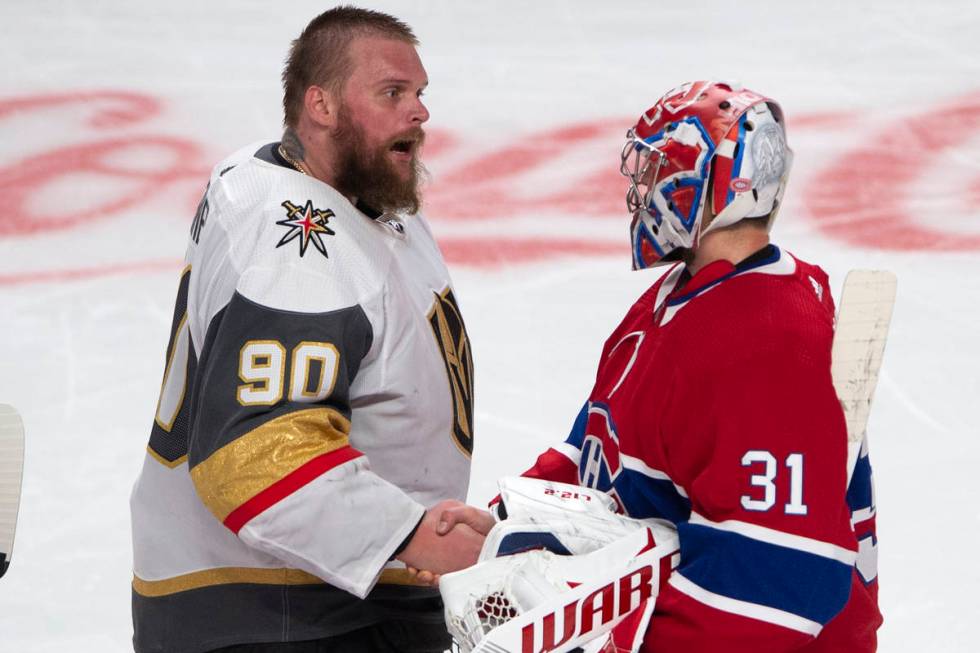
[428,287,474,456]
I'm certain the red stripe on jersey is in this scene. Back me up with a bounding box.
[224,446,363,534]
[852,513,876,533]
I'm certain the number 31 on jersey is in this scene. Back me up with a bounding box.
[740,450,808,515]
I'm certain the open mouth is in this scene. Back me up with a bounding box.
[388,129,424,159]
[390,138,418,159]
[390,140,415,155]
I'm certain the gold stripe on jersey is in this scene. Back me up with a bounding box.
[146,446,187,469]
[377,568,430,586]
[190,407,351,522]
[133,567,426,597]
[133,567,322,597]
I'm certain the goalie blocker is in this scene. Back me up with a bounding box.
[440,478,680,653]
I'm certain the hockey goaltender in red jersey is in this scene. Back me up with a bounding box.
[436,81,883,651]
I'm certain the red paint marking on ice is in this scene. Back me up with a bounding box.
[425,111,851,224]
[970,174,980,211]
[0,258,183,287]
[787,111,856,129]
[13,92,976,287]
[438,237,625,266]
[804,91,980,251]
[420,127,459,159]
[426,118,630,220]
[0,90,163,129]
[0,137,206,236]
[441,122,610,187]
[0,91,211,237]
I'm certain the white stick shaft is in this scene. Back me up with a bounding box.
[0,404,25,578]
[830,271,896,485]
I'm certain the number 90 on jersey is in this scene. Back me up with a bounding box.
[238,340,340,406]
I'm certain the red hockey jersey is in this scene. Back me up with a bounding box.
[522,246,882,651]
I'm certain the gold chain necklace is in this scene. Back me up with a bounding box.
[278,144,310,176]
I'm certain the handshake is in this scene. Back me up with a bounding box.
[396,500,495,586]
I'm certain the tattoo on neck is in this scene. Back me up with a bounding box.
[281,129,305,161]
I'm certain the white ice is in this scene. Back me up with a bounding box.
[0,1,978,650]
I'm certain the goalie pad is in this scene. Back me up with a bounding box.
[441,478,679,653]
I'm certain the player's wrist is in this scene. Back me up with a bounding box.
[391,512,425,561]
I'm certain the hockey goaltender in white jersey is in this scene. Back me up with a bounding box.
[130,141,475,652]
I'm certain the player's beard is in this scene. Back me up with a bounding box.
[332,105,426,215]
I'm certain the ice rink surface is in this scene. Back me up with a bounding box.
[1,0,978,650]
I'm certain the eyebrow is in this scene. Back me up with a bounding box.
[377,78,429,88]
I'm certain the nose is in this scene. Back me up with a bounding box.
[411,95,429,125]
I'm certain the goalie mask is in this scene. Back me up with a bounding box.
[621,80,793,269]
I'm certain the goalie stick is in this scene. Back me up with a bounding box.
[830,270,897,486]
[0,404,25,578]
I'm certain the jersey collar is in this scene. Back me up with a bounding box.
[654,245,795,325]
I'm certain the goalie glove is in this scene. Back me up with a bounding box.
[482,477,670,560]
[441,478,679,653]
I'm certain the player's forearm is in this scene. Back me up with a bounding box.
[232,456,427,598]
[185,407,427,596]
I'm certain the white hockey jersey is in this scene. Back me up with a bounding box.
[130,142,473,652]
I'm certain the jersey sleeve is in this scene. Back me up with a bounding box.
[185,261,424,599]
[643,324,858,651]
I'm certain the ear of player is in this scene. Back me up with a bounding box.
[621,80,793,269]
[0,404,25,579]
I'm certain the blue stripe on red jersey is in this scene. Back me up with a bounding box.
[614,467,692,523]
[564,402,589,449]
[676,521,854,626]
[847,450,874,513]
[846,442,878,586]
